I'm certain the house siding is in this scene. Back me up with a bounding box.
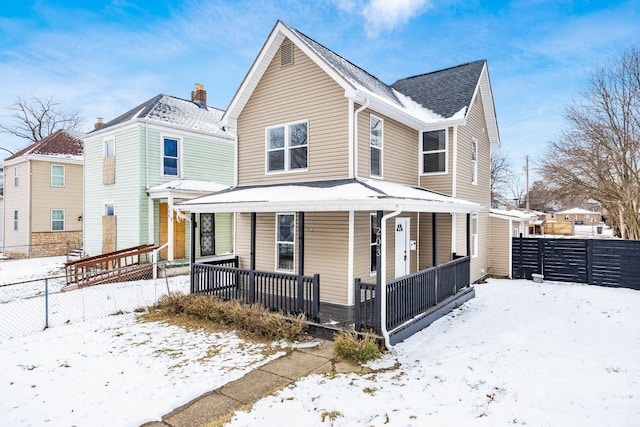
[419,213,453,268]
[2,160,30,256]
[357,108,419,184]
[489,216,511,278]
[237,40,350,186]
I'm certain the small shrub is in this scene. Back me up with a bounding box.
[333,331,382,364]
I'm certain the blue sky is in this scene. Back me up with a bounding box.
[1,0,638,180]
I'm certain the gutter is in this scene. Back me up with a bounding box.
[380,208,402,349]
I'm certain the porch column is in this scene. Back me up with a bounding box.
[375,210,383,335]
[189,213,196,293]
[298,212,304,275]
[432,213,437,266]
[168,194,174,261]
[466,213,471,257]
[250,212,256,270]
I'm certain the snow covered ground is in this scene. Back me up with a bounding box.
[1,257,639,426]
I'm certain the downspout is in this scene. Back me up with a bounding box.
[353,99,370,179]
[380,208,402,350]
[27,160,32,258]
[451,126,458,256]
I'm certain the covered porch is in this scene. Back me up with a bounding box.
[179,178,478,343]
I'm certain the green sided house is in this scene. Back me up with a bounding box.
[83,84,235,262]
[180,21,500,344]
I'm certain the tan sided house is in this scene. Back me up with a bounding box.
[2,130,84,258]
[180,21,500,344]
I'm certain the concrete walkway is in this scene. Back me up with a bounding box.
[141,339,367,427]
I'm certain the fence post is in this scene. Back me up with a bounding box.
[248,270,255,304]
[66,241,70,263]
[354,278,361,332]
[435,265,439,305]
[45,278,49,329]
[537,238,544,277]
[313,274,320,320]
[297,275,304,313]
[586,239,593,284]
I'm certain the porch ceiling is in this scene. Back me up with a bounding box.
[177,178,479,214]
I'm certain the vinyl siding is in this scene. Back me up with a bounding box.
[419,213,453,268]
[30,160,83,233]
[3,161,30,254]
[357,108,419,184]
[419,127,454,194]
[237,39,350,185]
[489,216,511,278]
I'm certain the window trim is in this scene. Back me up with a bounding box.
[13,210,18,231]
[103,138,115,157]
[369,114,383,178]
[162,135,182,178]
[370,213,379,276]
[471,138,478,185]
[51,209,65,231]
[14,166,18,187]
[104,202,115,216]
[265,120,309,174]
[51,164,65,187]
[275,213,296,273]
[471,212,478,258]
[420,129,448,176]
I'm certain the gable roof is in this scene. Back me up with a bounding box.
[224,20,499,146]
[91,94,233,139]
[4,129,84,164]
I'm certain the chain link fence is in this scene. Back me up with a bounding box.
[0,262,189,340]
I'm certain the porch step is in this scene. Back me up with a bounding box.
[67,247,84,260]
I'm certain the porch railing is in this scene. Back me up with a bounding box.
[191,263,320,320]
[355,256,471,334]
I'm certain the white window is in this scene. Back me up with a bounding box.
[421,130,447,174]
[51,209,65,231]
[104,139,115,157]
[266,121,308,173]
[370,213,379,275]
[13,166,18,187]
[471,213,478,258]
[471,139,478,185]
[104,203,115,216]
[162,137,180,177]
[13,210,18,231]
[51,164,65,187]
[370,114,383,178]
[276,213,295,272]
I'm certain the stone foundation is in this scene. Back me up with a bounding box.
[30,231,83,257]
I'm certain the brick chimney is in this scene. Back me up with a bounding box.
[191,83,206,106]
[94,117,104,129]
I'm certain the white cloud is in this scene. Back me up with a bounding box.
[363,0,431,36]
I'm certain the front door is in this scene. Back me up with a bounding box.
[395,217,410,277]
[159,203,185,260]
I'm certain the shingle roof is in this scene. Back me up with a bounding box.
[391,60,486,119]
[92,94,233,138]
[5,129,84,161]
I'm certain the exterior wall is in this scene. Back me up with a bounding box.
[3,160,30,257]
[30,231,82,257]
[356,108,419,184]
[237,39,350,186]
[489,216,511,278]
[30,160,83,234]
[419,213,453,268]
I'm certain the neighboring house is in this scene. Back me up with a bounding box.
[2,130,84,258]
[181,21,499,325]
[82,84,235,261]
[489,209,537,278]
[0,166,4,245]
[556,207,601,225]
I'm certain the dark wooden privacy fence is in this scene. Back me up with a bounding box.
[512,237,640,290]
[355,256,471,334]
[191,263,320,320]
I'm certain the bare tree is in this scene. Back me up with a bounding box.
[490,148,512,208]
[0,96,83,149]
[540,45,640,239]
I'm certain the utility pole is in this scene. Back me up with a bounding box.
[525,155,530,212]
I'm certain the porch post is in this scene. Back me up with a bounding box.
[298,212,304,275]
[375,210,383,335]
[189,213,196,293]
[168,194,174,261]
[250,212,256,270]
[432,213,437,266]
[466,213,471,257]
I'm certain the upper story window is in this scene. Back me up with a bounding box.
[105,203,115,216]
[13,166,18,187]
[163,137,181,177]
[421,130,447,174]
[103,138,116,185]
[276,213,295,272]
[104,139,115,157]
[51,209,65,231]
[13,210,18,231]
[471,138,478,185]
[51,164,65,187]
[266,121,308,173]
[370,114,383,178]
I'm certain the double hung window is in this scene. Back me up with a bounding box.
[370,115,383,177]
[51,164,65,187]
[163,137,180,177]
[276,214,295,271]
[51,209,65,231]
[422,130,447,174]
[266,121,308,173]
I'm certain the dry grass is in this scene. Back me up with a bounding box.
[143,293,308,343]
[333,330,382,364]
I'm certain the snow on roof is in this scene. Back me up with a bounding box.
[556,208,600,215]
[178,178,479,214]
[148,179,229,194]
[490,209,538,220]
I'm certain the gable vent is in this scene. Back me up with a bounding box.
[280,42,293,66]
